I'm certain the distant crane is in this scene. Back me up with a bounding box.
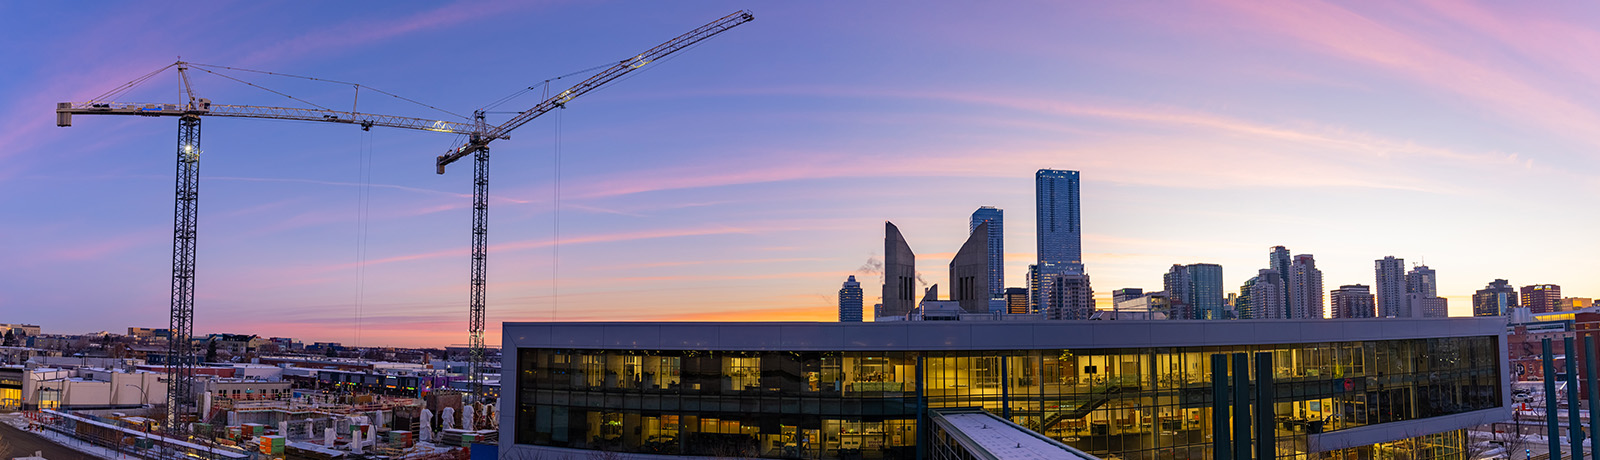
[55,10,756,422]
[432,10,753,399]
[57,63,482,430]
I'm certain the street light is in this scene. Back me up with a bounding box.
[123,383,148,408]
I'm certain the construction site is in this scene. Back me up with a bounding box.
[24,388,495,459]
[6,9,756,460]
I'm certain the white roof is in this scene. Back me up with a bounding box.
[937,412,1097,460]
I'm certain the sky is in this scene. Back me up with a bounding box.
[2,1,1597,348]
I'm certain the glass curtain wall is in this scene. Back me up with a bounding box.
[514,337,1497,459]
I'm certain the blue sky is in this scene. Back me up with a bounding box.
[2,1,1597,347]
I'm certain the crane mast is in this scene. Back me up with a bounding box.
[436,10,753,400]
[55,10,755,427]
[57,64,474,433]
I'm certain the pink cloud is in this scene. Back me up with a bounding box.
[309,224,760,273]
[234,2,537,68]
[50,227,168,261]
[551,85,1540,201]
[1206,0,1600,149]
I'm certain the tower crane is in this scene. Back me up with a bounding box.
[57,63,483,430]
[433,9,753,401]
[56,10,754,425]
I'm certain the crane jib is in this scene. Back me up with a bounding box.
[432,10,754,174]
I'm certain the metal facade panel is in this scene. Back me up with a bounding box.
[602,325,661,349]
[778,324,845,350]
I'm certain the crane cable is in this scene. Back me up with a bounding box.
[353,130,375,349]
[481,61,615,113]
[91,61,179,103]
[553,103,563,322]
[188,63,470,121]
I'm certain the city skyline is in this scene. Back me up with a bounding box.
[4,2,1600,347]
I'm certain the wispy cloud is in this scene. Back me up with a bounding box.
[234,2,537,68]
[309,224,759,273]
[595,257,833,271]
[1206,0,1600,150]
[50,227,168,261]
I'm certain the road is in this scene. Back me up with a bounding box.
[0,419,94,460]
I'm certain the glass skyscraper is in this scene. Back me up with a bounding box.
[838,276,863,322]
[968,207,1004,299]
[1036,170,1090,319]
[1164,263,1224,320]
[1035,170,1082,274]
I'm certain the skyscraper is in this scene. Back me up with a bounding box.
[1288,255,1324,319]
[1036,169,1090,319]
[879,222,917,321]
[969,207,1004,299]
[1163,265,1192,319]
[1269,246,1291,290]
[950,222,991,314]
[1036,170,1083,273]
[1406,264,1437,298]
[1374,256,1406,317]
[1027,264,1040,314]
[1249,269,1287,319]
[1521,284,1562,314]
[1236,277,1257,319]
[1329,284,1375,319]
[838,276,863,322]
[1188,264,1224,320]
[1164,264,1224,320]
[1471,279,1517,317]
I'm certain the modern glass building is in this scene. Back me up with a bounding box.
[839,276,864,322]
[969,206,1004,300]
[502,318,1506,460]
[1035,170,1081,273]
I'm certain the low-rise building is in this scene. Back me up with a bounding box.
[501,318,1506,459]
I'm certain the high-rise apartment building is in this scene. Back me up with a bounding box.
[838,275,863,322]
[1249,269,1288,319]
[1004,287,1029,315]
[969,206,1004,300]
[1269,246,1291,290]
[1042,273,1093,320]
[1288,255,1324,319]
[1188,264,1224,320]
[1027,264,1039,314]
[1236,277,1257,319]
[1521,284,1562,314]
[879,222,917,321]
[1330,284,1376,319]
[950,222,991,314]
[1164,264,1224,320]
[1406,265,1437,298]
[1036,169,1089,319]
[1471,279,1517,317]
[1406,294,1449,318]
[1163,265,1192,319]
[1375,256,1407,318]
